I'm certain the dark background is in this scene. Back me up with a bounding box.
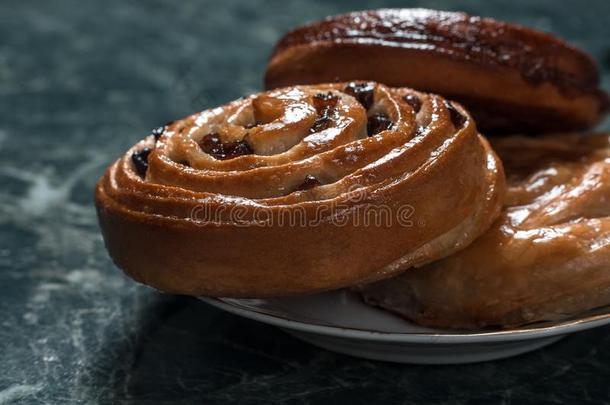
[1,0,609,403]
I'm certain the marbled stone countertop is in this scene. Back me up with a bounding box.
[1,0,610,403]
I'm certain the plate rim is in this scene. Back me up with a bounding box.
[201,296,610,344]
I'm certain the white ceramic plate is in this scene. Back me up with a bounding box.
[201,290,610,364]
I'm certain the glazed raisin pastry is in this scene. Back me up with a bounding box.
[265,9,609,133]
[95,82,505,297]
[357,133,610,329]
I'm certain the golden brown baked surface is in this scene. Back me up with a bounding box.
[95,82,504,297]
[358,133,610,329]
[265,9,608,134]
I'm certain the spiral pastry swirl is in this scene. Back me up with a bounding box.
[358,133,610,329]
[95,82,505,297]
[265,9,609,134]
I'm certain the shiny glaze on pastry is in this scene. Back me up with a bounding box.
[265,9,608,133]
[95,82,505,297]
[357,133,610,329]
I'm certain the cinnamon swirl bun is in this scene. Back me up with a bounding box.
[265,9,609,134]
[358,133,610,329]
[95,82,504,297]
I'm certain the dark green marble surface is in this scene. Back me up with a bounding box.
[1,0,610,403]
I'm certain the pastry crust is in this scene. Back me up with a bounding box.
[95,82,505,297]
[265,9,609,134]
[357,133,610,329]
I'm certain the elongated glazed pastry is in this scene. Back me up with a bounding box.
[265,9,609,134]
[358,133,610,329]
[95,82,505,297]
